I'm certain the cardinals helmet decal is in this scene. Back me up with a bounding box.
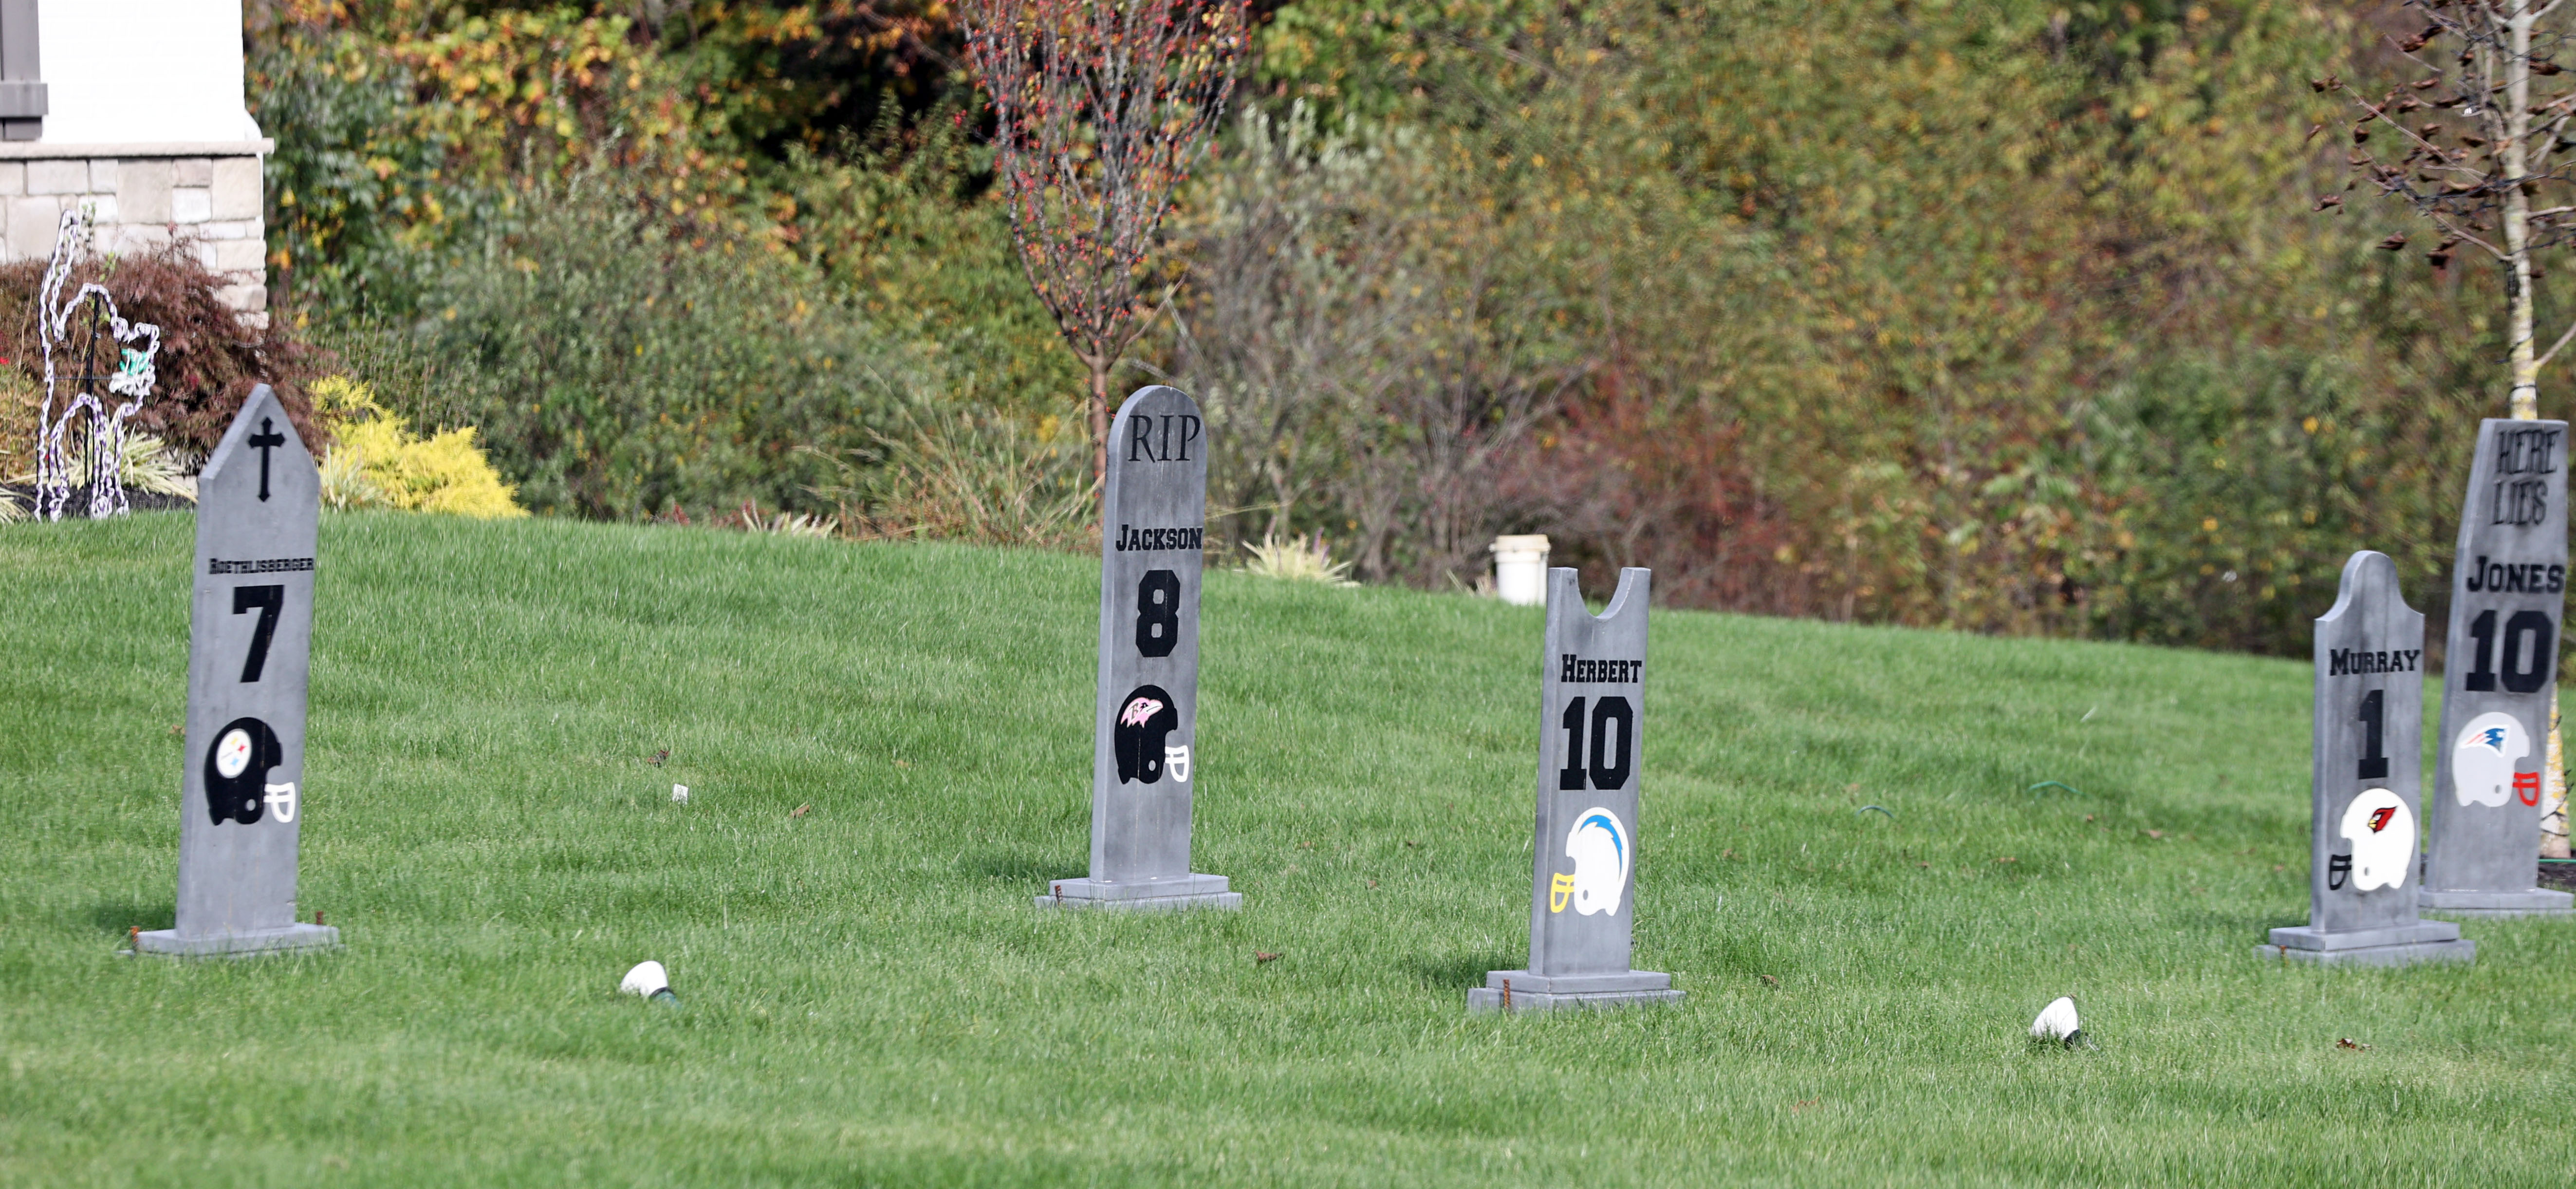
[2335,787,2415,892]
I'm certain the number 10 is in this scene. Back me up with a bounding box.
[1557,696,1635,791]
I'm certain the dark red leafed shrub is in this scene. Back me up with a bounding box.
[0,243,328,460]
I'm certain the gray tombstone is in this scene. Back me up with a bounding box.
[1037,387,1239,910]
[2259,551,2470,966]
[1469,568,1682,1011]
[136,387,339,956]
[2423,419,2576,916]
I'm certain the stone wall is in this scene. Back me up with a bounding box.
[0,144,267,327]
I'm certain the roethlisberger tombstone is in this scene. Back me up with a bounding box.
[2259,551,2470,965]
[2423,418,2576,915]
[1470,568,1682,1011]
[1038,387,1239,910]
[137,386,340,956]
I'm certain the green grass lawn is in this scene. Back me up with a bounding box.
[2,512,2571,1187]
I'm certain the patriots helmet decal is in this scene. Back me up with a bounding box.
[2452,711,2532,809]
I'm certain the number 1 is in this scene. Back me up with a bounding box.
[233,585,283,683]
[2356,688,2388,780]
[1559,699,1589,789]
[2465,610,2499,692]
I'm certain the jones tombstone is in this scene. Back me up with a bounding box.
[2259,551,2470,966]
[1038,386,1239,910]
[1469,568,1683,1012]
[2423,418,2576,916]
[137,386,339,956]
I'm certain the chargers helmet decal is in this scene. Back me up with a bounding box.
[1559,807,1632,916]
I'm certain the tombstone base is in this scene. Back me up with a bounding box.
[2419,887,2576,916]
[2258,920,2473,966]
[1034,874,1241,911]
[1466,969,1683,1014]
[133,923,340,958]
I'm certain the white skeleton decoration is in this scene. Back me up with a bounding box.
[34,209,161,520]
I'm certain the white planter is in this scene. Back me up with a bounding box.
[1490,535,1551,606]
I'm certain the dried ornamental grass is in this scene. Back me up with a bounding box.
[1242,531,1357,586]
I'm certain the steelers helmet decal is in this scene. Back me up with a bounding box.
[204,716,283,826]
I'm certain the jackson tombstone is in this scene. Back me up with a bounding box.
[1038,387,1239,910]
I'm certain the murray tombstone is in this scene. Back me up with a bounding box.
[1038,387,1239,910]
[1470,568,1682,1011]
[2259,551,2470,966]
[2422,418,2575,916]
[136,386,339,956]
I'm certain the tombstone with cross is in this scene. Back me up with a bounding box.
[1037,386,1239,910]
[135,386,338,956]
[1469,567,1683,1011]
[2259,551,2471,966]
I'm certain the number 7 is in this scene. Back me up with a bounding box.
[233,585,284,683]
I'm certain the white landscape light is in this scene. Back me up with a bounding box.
[620,960,677,1004]
[2031,996,2084,1047]
[671,783,689,804]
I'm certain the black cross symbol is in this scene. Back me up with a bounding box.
[247,418,285,502]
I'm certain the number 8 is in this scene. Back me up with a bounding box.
[1135,570,1180,658]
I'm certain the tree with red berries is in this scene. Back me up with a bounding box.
[961,0,1252,479]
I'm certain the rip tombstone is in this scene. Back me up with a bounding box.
[2422,419,2575,916]
[1037,387,1239,910]
[2259,551,2470,966]
[136,387,340,957]
[1470,568,1683,1011]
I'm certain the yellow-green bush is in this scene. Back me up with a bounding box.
[312,376,525,519]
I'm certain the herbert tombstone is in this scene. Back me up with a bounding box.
[1470,568,1682,1012]
[137,387,339,956]
[1038,387,1239,910]
[2259,551,2470,966]
[2423,419,2576,916]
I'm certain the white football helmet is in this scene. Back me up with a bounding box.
[2336,788,2415,892]
[2452,711,2531,808]
[1562,807,1631,916]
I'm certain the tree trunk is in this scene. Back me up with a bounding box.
[1088,358,1112,483]
[2546,696,2570,856]
[2506,4,2539,420]
[2503,4,2573,856]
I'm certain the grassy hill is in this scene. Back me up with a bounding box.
[1,512,2571,1187]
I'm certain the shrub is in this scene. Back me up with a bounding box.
[312,376,526,519]
[383,181,932,520]
[0,241,327,461]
